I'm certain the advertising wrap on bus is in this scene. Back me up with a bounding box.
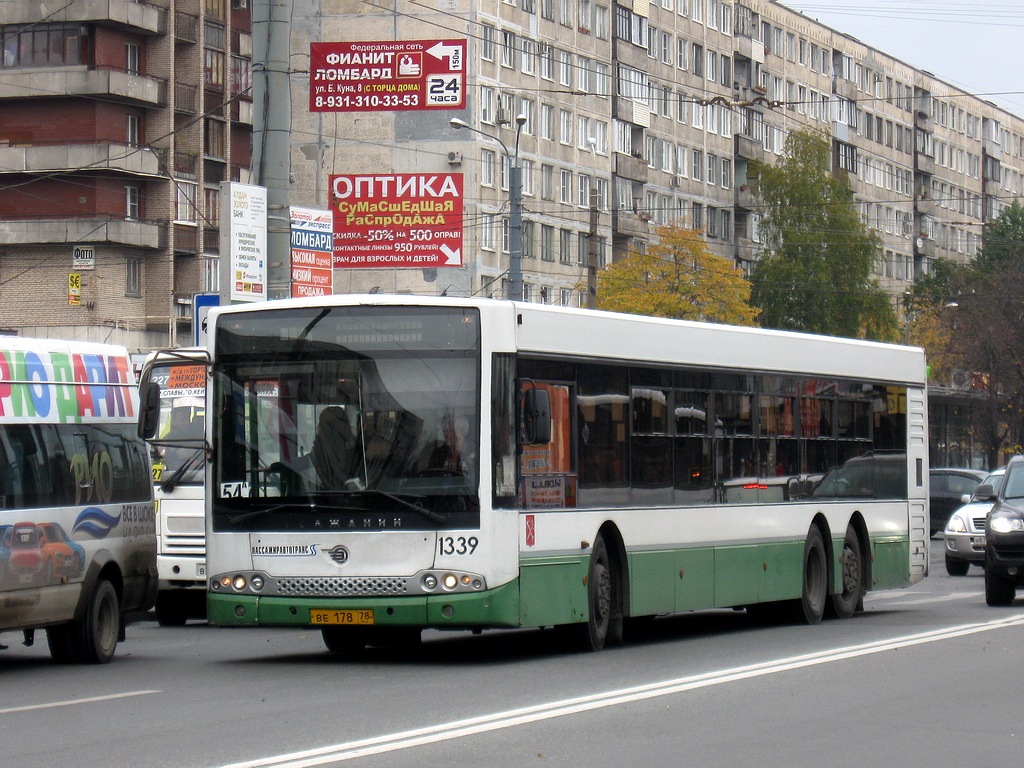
[0,338,156,664]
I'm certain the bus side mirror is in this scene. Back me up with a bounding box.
[521,387,551,445]
[138,380,161,440]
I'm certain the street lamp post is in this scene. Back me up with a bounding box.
[450,116,526,301]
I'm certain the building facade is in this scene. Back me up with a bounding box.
[2,0,1023,350]
[0,0,252,350]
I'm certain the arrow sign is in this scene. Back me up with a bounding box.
[440,244,462,266]
[427,41,463,70]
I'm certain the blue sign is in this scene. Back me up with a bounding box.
[193,293,220,347]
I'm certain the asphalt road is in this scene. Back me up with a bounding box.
[2,538,1020,768]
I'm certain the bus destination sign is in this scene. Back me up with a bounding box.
[329,173,464,270]
[309,40,465,112]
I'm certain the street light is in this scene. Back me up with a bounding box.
[450,115,526,301]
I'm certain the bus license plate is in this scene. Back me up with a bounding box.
[310,609,374,626]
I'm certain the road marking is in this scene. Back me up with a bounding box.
[876,592,979,606]
[219,614,1024,768]
[0,689,160,715]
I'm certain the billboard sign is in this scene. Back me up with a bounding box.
[220,182,267,303]
[309,40,465,112]
[289,206,334,298]
[330,173,463,270]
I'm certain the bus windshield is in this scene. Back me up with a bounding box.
[148,362,206,486]
[211,305,481,530]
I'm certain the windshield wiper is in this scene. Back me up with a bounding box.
[160,448,205,493]
[355,488,445,523]
[228,500,365,525]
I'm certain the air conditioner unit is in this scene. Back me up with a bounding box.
[496,107,511,126]
[447,151,463,166]
[232,0,248,8]
[669,176,680,188]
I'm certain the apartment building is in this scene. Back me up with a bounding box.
[0,0,253,349]
[2,0,1022,345]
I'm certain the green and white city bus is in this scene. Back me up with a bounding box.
[142,295,927,653]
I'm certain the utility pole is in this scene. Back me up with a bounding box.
[252,0,292,299]
[586,188,599,309]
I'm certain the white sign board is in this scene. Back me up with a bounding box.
[220,182,267,303]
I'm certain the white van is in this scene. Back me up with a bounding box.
[0,338,156,663]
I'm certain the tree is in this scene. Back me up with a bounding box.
[909,203,1024,465]
[595,225,759,326]
[750,130,897,341]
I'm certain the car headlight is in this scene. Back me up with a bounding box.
[989,515,1024,534]
[947,516,968,533]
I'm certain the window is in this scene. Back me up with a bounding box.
[540,44,553,80]
[480,86,495,124]
[541,164,554,200]
[0,24,88,68]
[126,114,140,147]
[521,159,535,196]
[501,31,516,68]
[481,150,496,187]
[125,185,140,219]
[559,50,573,85]
[559,109,572,144]
[204,118,225,158]
[175,181,198,223]
[578,174,591,207]
[204,48,225,90]
[125,43,140,75]
[541,224,555,261]
[560,229,573,264]
[521,39,535,74]
[481,213,496,251]
[691,149,703,181]
[481,25,495,61]
[126,257,142,297]
[560,169,573,203]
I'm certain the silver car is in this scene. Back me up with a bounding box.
[943,467,1006,575]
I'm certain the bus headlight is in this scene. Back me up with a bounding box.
[421,574,438,590]
[232,575,247,590]
[442,573,459,590]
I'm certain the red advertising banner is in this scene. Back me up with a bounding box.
[309,40,465,112]
[330,174,464,269]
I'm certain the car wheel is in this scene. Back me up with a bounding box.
[945,554,970,577]
[985,564,1016,606]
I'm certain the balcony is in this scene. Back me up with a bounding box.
[833,77,859,101]
[612,209,650,238]
[914,236,937,261]
[613,151,649,183]
[735,133,767,162]
[174,82,198,113]
[915,153,936,176]
[735,183,758,212]
[4,0,165,34]
[915,194,938,218]
[983,137,1003,160]
[0,67,165,106]
[175,12,199,44]
[915,110,934,133]
[0,217,162,249]
[734,36,765,64]
[0,142,163,177]
[174,224,199,255]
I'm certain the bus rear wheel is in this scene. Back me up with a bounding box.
[797,526,827,625]
[831,525,864,619]
[583,535,623,652]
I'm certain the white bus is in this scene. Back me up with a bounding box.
[0,338,156,663]
[137,348,207,626]
[149,296,927,653]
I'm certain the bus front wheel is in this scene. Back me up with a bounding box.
[583,535,623,652]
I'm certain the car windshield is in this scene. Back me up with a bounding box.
[1003,466,1024,500]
